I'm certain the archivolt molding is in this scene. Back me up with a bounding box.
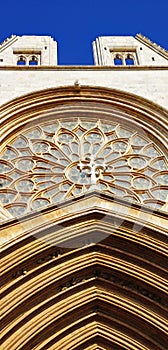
[2,286,167,350]
[1,205,167,349]
[1,86,168,144]
[2,250,167,312]
[2,209,168,275]
[84,345,106,350]
[41,321,162,350]
[36,319,158,350]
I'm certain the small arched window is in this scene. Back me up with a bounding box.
[114,54,123,66]
[17,56,26,66]
[29,56,38,66]
[125,55,134,65]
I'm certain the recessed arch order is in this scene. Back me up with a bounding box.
[1,85,168,146]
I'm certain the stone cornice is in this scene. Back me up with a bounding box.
[0,65,168,70]
[1,191,167,245]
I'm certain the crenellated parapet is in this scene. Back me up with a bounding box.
[136,33,168,59]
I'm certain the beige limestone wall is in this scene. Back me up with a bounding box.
[0,67,167,109]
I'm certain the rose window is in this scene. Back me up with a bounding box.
[0,118,167,219]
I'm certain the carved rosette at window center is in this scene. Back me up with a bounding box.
[67,156,108,187]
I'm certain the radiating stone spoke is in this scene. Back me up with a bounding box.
[112,141,128,152]
[16,159,34,171]
[25,128,41,138]
[129,157,146,169]
[1,147,18,160]
[0,161,13,173]
[133,177,151,190]
[32,198,50,209]
[16,179,34,192]
[154,173,168,185]
[42,123,58,133]
[12,136,27,148]
[0,191,16,204]
[33,142,49,153]
[7,205,26,216]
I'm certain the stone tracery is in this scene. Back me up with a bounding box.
[0,118,167,219]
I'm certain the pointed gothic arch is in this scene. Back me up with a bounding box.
[1,195,167,349]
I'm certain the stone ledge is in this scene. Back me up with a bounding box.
[0,65,168,71]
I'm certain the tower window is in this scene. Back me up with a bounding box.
[125,55,134,65]
[17,56,26,66]
[114,55,123,65]
[29,56,38,66]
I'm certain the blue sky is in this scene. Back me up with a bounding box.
[0,0,167,65]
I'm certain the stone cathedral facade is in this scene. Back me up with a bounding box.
[1,34,168,350]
